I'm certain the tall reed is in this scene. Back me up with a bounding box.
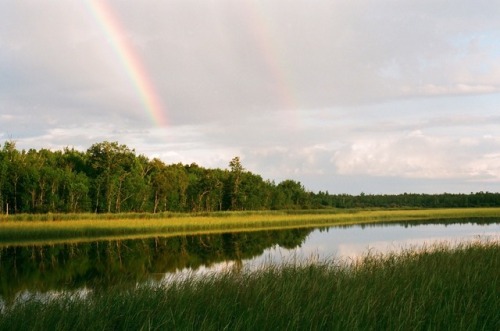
[1,241,498,330]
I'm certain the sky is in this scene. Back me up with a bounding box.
[1,1,500,194]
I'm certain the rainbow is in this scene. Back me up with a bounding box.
[242,2,301,124]
[86,0,168,127]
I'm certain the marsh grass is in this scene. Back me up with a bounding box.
[1,208,500,246]
[1,241,498,330]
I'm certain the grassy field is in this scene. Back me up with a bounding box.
[1,208,499,246]
[1,241,498,330]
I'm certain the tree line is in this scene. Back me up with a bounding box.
[0,140,498,214]
[0,141,311,214]
[315,191,500,209]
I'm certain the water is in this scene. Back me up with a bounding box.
[0,219,498,304]
[246,220,500,268]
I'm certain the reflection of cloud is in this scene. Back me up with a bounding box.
[161,260,238,284]
[3,287,92,311]
[328,234,500,261]
[243,224,500,267]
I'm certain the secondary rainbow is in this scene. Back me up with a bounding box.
[242,2,301,127]
[87,0,168,127]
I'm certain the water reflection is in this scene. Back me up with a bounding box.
[246,219,500,268]
[0,228,313,302]
[1,219,499,303]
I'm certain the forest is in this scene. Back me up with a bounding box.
[0,140,499,214]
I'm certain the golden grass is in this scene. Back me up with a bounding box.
[1,207,499,246]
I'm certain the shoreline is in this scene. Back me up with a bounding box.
[1,207,499,246]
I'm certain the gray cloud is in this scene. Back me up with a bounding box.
[2,1,500,193]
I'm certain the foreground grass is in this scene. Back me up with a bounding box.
[0,208,499,246]
[1,241,498,330]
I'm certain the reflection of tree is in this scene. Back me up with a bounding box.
[338,218,500,230]
[0,228,313,302]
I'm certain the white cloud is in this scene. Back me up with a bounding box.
[412,84,500,96]
[2,1,500,193]
[467,153,500,182]
[333,131,500,182]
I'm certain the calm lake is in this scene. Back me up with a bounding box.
[1,219,499,304]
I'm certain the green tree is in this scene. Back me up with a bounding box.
[275,180,310,209]
[228,157,244,210]
[86,141,136,213]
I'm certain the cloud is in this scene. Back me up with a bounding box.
[333,131,500,182]
[2,1,500,194]
[468,153,500,182]
[4,0,499,125]
[410,84,500,96]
